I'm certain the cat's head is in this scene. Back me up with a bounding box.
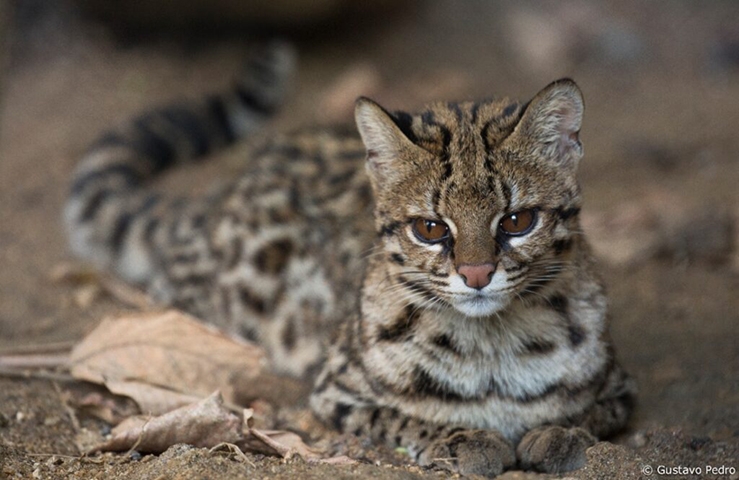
[355,79,584,318]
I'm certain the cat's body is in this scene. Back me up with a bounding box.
[64,43,635,476]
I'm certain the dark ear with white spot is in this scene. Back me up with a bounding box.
[355,97,424,187]
[509,79,584,168]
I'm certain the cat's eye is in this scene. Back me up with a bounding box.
[412,218,450,244]
[499,209,537,236]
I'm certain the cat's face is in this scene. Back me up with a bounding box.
[356,80,584,318]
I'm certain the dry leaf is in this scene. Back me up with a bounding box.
[90,391,242,454]
[69,310,265,410]
[104,380,202,417]
[240,408,349,464]
[243,428,356,465]
[63,383,139,425]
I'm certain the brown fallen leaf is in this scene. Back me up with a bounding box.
[103,380,201,417]
[244,429,356,465]
[69,310,265,413]
[240,409,356,465]
[66,386,139,425]
[90,391,242,454]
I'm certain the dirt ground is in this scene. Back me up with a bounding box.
[1,1,738,479]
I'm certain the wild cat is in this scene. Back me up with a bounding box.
[64,43,635,476]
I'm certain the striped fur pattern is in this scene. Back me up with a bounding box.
[65,67,635,476]
[65,41,295,282]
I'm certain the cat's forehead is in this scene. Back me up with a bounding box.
[396,98,524,158]
[396,99,573,215]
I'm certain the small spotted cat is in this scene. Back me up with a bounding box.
[65,43,635,477]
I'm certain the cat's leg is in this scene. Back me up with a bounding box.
[310,324,515,476]
[516,362,636,473]
[335,404,516,477]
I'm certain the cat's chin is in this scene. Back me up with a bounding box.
[452,294,509,318]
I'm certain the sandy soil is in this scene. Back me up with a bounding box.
[1,1,738,478]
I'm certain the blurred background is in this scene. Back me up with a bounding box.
[0,0,737,465]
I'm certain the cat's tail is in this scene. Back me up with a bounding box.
[64,41,295,281]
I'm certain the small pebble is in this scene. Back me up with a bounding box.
[44,416,61,426]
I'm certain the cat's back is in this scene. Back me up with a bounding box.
[156,126,377,374]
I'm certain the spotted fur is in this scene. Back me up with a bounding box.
[65,53,635,477]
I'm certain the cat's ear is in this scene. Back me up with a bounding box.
[355,97,422,185]
[509,79,584,168]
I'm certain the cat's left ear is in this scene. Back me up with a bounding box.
[508,78,584,168]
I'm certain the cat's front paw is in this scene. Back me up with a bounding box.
[418,429,516,478]
[516,425,596,473]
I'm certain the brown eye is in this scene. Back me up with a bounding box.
[412,218,450,244]
[499,209,537,236]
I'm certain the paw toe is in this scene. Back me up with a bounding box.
[517,426,595,473]
[421,430,515,477]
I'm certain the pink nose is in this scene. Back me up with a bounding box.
[457,263,497,290]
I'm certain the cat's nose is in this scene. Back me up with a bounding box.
[457,263,497,290]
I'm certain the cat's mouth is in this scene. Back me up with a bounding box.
[452,291,509,318]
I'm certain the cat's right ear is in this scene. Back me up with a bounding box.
[355,97,420,186]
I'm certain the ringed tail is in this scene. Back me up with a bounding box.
[64,41,296,283]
